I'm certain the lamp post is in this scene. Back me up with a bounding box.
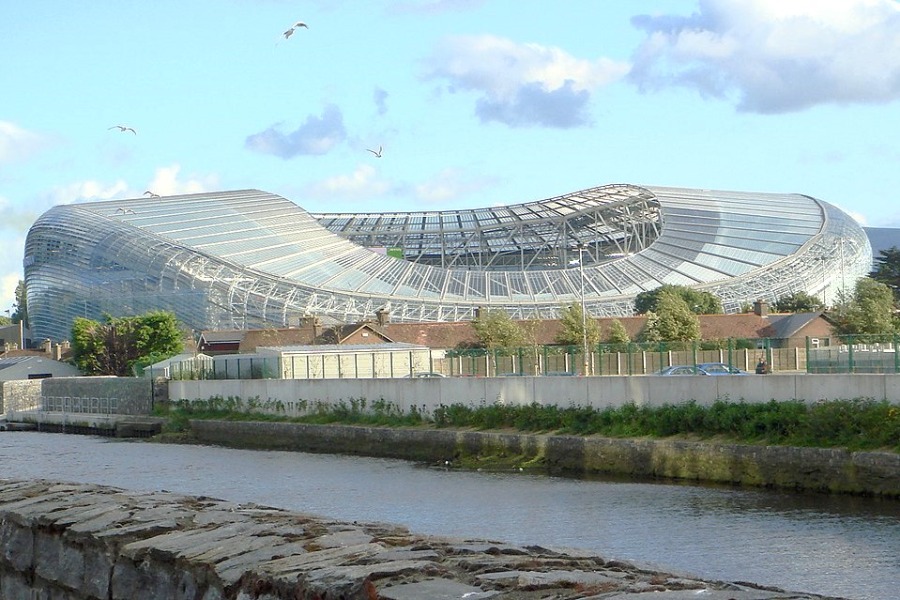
[577,243,589,376]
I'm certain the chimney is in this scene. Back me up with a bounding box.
[753,299,769,317]
[375,308,390,326]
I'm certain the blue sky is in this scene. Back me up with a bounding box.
[3,0,900,313]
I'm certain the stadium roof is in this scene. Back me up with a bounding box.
[24,184,871,341]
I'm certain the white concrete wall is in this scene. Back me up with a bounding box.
[169,373,900,416]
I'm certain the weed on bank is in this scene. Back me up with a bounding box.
[156,397,900,453]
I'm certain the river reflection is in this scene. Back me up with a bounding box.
[1,432,897,600]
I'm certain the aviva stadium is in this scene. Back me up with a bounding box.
[24,184,871,342]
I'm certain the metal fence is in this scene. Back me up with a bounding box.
[155,338,821,380]
[807,335,900,374]
[445,338,789,377]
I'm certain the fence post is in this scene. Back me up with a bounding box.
[895,335,900,374]
[805,337,811,373]
[848,336,855,373]
[727,338,734,370]
[596,343,603,376]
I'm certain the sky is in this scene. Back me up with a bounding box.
[3,0,900,314]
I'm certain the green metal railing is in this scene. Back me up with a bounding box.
[806,335,900,373]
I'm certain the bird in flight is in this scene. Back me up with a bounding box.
[282,21,308,40]
[143,191,160,198]
[367,145,383,158]
[116,207,136,215]
[108,125,136,134]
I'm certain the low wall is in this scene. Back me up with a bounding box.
[169,373,900,416]
[1,480,832,600]
[2,377,153,420]
[190,420,900,497]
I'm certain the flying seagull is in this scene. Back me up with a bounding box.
[108,125,136,134]
[367,145,383,158]
[282,21,308,40]
[143,190,160,198]
[115,207,136,215]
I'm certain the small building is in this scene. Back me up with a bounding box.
[257,343,434,379]
[0,356,81,381]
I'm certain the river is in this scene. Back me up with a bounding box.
[1,431,897,600]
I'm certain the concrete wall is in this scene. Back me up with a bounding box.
[169,373,900,417]
[189,420,900,497]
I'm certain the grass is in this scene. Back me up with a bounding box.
[154,396,900,453]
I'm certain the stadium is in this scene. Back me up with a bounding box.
[24,184,871,342]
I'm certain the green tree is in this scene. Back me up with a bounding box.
[639,291,701,343]
[0,315,10,326]
[829,278,896,336]
[11,280,27,326]
[634,284,722,315]
[870,246,900,302]
[773,291,823,313]
[71,311,184,376]
[606,319,630,344]
[471,309,524,375]
[556,303,602,347]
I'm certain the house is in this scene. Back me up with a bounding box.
[196,330,245,355]
[197,300,833,356]
[198,322,395,355]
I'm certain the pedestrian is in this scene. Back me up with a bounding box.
[755,356,769,374]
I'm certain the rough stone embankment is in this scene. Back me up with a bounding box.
[188,420,900,497]
[1,479,841,599]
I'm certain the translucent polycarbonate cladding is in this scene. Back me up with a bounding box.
[23,186,872,341]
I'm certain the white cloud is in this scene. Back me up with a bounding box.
[423,34,629,127]
[0,235,25,312]
[304,164,394,199]
[147,164,218,196]
[245,105,347,158]
[414,168,496,204]
[48,180,130,205]
[0,121,48,163]
[628,0,900,113]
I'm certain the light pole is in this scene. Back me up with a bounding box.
[577,243,589,376]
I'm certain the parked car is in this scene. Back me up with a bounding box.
[696,363,750,375]
[655,365,708,376]
[543,371,576,376]
[404,372,446,378]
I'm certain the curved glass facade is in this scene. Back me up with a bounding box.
[24,185,872,342]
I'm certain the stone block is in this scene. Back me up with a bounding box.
[34,531,84,591]
[0,519,33,571]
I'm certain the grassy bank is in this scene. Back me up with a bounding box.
[155,396,900,453]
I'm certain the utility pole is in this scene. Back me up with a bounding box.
[578,243,589,376]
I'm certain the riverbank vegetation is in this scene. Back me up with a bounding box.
[155,396,900,453]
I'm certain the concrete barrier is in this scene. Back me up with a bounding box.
[169,373,900,417]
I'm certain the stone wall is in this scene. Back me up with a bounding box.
[0,479,835,600]
[190,420,900,497]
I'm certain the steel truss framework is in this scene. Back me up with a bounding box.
[24,185,872,342]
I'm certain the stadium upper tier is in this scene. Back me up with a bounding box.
[24,184,871,342]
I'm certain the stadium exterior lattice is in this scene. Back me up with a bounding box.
[24,184,871,342]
